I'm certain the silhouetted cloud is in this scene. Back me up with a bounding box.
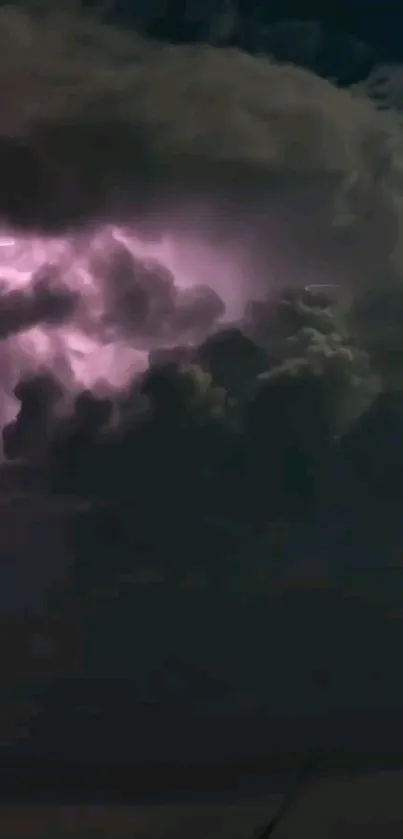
[0,269,77,338]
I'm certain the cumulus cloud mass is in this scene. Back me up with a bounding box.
[0,4,401,444]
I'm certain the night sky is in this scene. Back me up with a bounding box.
[1,3,403,815]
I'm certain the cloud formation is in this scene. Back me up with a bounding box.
[0,6,398,265]
[0,4,399,445]
[0,268,77,337]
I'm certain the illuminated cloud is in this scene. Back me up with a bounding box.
[0,6,399,437]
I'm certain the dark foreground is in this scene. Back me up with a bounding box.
[0,770,403,837]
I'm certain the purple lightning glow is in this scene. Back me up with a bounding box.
[0,223,252,429]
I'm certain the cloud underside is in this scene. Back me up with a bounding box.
[0,6,398,282]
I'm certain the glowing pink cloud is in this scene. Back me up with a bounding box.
[110,226,248,320]
[0,224,250,432]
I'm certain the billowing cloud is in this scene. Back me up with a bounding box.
[0,268,77,337]
[0,5,399,444]
[0,9,397,254]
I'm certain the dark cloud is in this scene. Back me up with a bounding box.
[0,6,396,296]
[196,327,268,398]
[0,4,397,475]
[172,285,225,340]
[0,268,77,338]
[85,242,226,347]
[96,243,177,340]
[1,9,403,775]
[3,371,63,460]
[0,7,397,409]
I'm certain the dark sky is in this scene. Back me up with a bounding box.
[108,0,403,61]
[248,1,403,62]
[2,0,403,775]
